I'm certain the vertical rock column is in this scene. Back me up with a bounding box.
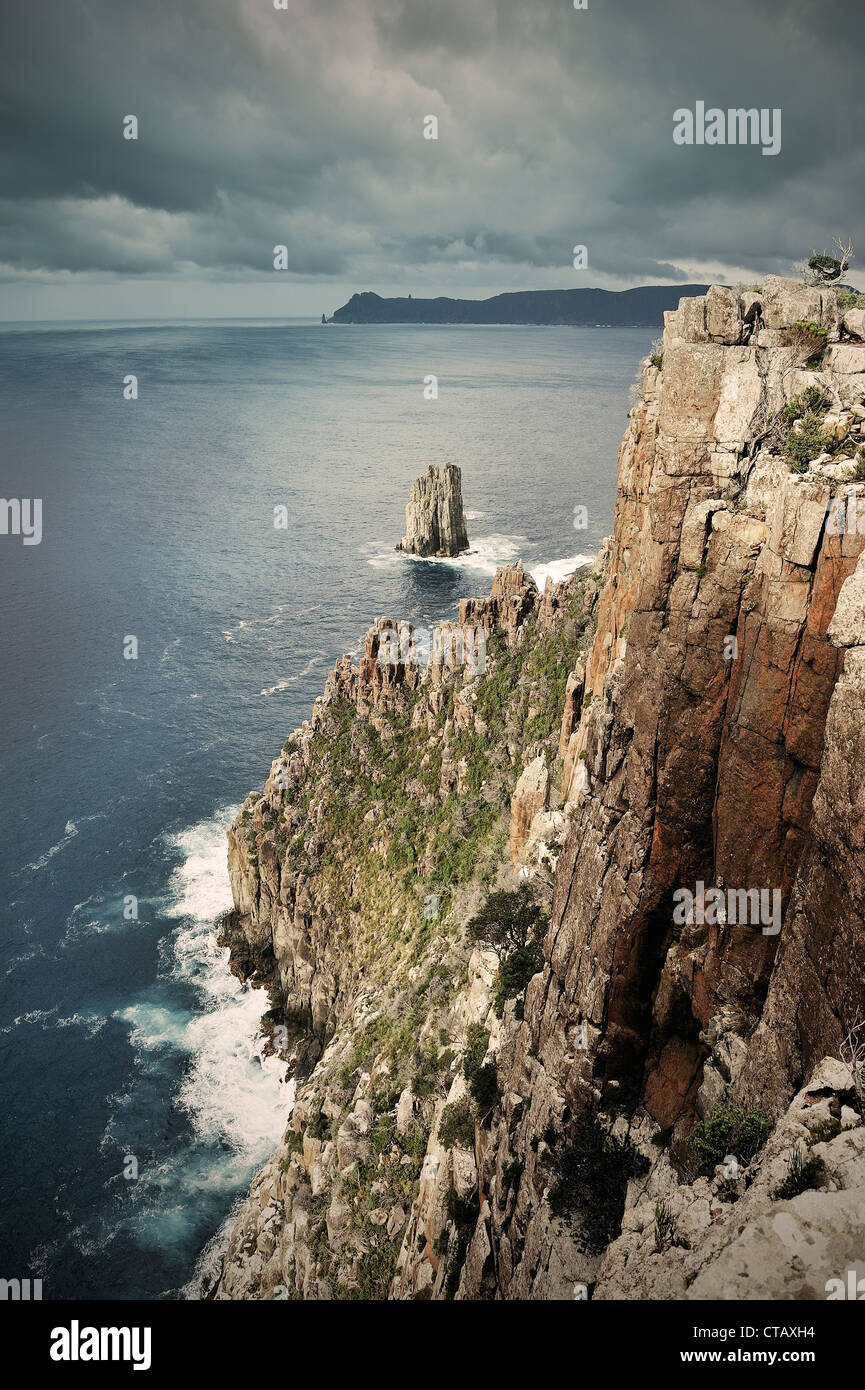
[397,463,469,557]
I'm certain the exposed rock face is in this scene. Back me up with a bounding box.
[397,463,469,557]
[508,756,550,868]
[461,560,538,638]
[212,559,601,1301]
[595,1059,865,1301]
[213,279,865,1303]
[451,277,865,1300]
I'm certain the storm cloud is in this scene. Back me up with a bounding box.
[1,0,863,315]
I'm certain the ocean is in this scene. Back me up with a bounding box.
[0,319,649,1298]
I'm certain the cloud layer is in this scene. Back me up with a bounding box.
[2,0,863,314]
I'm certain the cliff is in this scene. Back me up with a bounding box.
[397,463,469,558]
[329,285,712,326]
[213,277,865,1301]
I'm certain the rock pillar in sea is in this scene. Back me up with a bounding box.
[396,463,469,558]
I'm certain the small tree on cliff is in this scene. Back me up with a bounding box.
[468,885,548,1019]
[795,236,855,286]
[467,884,546,955]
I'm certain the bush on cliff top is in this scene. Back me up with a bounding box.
[769,387,845,474]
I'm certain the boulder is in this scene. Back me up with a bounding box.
[843,308,865,342]
[396,1088,416,1136]
[761,275,837,333]
[705,286,743,344]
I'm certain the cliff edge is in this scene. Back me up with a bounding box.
[212,277,865,1300]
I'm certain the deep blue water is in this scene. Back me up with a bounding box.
[0,319,648,1298]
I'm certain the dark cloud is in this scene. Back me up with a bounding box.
[0,0,863,313]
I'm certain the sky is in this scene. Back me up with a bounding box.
[1,0,864,320]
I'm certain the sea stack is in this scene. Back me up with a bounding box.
[397,463,469,558]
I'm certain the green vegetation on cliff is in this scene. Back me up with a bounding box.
[222,565,601,1299]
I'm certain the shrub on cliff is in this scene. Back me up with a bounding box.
[439,1096,475,1150]
[785,411,841,473]
[769,387,844,474]
[773,1144,825,1201]
[306,1104,331,1141]
[654,1199,689,1252]
[780,319,829,366]
[549,1114,650,1254]
[467,885,548,1020]
[461,1024,500,1121]
[462,1023,490,1077]
[687,1103,771,1177]
[796,237,854,286]
[492,940,544,1019]
[781,385,828,420]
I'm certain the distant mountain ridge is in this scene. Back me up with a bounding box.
[328,284,713,326]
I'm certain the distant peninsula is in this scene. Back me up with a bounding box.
[327,284,713,326]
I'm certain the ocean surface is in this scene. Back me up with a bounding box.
[0,319,650,1298]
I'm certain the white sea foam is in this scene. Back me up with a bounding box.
[159,637,183,665]
[162,813,239,929]
[0,1006,107,1037]
[23,819,78,872]
[3,941,46,977]
[529,554,594,589]
[181,1196,249,1299]
[164,811,294,1292]
[365,532,526,578]
[258,652,327,697]
[122,813,292,1148]
[105,809,294,1290]
[22,811,111,875]
[59,893,111,947]
[221,606,292,644]
[164,814,293,1148]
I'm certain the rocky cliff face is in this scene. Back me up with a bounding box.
[213,559,601,1298]
[213,278,865,1301]
[397,463,469,557]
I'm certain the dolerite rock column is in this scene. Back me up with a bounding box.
[397,463,469,557]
